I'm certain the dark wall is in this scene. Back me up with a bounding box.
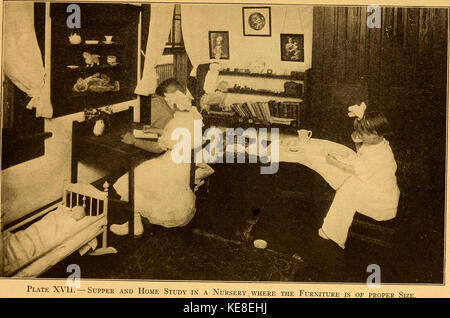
[311,7,447,142]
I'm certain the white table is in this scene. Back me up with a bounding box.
[208,126,356,190]
[275,135,356,190]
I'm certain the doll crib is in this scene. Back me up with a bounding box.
[1,181,117,277]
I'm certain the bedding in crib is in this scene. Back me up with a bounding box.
[2,204,96,274]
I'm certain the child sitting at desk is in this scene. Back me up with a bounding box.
[319,107,400,249]
[110,79,203,237]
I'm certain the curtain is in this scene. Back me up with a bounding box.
[135,3,175,95]
[180,5,211,77]
[4,2,52,118]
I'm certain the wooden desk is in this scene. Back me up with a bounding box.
[72,108,159,237]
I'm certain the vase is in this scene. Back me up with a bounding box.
[93,119,105,136]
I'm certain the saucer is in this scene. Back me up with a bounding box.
[85,40,99,45]
[102,41,114,44]
[281,137,305,153]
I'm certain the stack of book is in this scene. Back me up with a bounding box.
[230,101,301,126]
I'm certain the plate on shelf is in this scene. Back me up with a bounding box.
[85,40,99,45]
[66,65,79,69]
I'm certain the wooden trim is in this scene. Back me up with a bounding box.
[163,46,185,55]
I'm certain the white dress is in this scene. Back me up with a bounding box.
[321,139,400,248]
[113,109,202,228]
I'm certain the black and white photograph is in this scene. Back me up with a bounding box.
[208,31,229,60]
[0,1,449,299]
[281,33,304,62]
[242,6,272,36]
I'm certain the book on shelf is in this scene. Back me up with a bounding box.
[227,100,302,126]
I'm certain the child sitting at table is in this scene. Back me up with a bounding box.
[319,105,400,249]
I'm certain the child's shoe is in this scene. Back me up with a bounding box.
[110,213,144,238]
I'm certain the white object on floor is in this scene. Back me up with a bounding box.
[254,239,268,249]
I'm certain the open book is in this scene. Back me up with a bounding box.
[133,126,163,140]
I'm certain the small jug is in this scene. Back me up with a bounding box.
[297,129,312,144]
[93,119,105,136]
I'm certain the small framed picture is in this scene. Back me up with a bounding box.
[242,7,271,37]
[280,34,304,62]
[208,31,230,60]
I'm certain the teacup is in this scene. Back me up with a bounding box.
[297,129,312,144]
[107,55,117,65]
[104,35,113,43]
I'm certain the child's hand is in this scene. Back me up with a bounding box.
[121,132,136,145]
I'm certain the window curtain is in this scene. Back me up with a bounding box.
[180,5,211,77]
[3,2,52,118]
[135,3,175,95]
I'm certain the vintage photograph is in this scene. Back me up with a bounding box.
[0,1,448,291]
[242,6,272,36]
[281,33,304,62]
[208,31,230,60]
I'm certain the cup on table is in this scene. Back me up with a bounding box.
[104,35,113,43]
[297,129,312,144]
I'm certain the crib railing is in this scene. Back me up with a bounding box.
[62,181,109,217]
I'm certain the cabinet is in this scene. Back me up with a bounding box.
[50,3,140,117]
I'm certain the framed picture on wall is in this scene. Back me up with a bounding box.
[208,31,230,59]
[280,33,304,62]
[242,7,271,37]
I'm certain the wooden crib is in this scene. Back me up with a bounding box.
[1,181,117,277]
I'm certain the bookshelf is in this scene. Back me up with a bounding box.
[201,68,311,130]
[227,88,303,99]
[219,70,306,81]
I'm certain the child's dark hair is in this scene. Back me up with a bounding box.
[353,111,392,136]
[155,78,182,96]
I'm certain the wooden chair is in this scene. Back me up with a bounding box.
[348,213,397,249]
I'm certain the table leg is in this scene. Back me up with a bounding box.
[128,161,135,238]
[71,142,78,183]
[190,149,196,191]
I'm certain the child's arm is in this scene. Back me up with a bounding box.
[326,154,356,174]
[134,139,166,153]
